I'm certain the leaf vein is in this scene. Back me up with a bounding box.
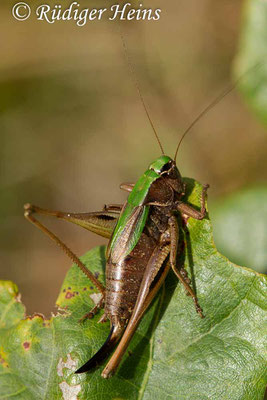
[138,284,166,400]
[167,274,257,361]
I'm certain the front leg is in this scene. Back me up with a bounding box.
[176,184,209,220]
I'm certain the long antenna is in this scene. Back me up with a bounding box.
[174,61,265,162]
[120,32,165,155]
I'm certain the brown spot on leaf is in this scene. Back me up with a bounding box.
[23,341,30,350]
[65,291,73,299]
[94,272,99,279]
[26,313,45,321]
[0,355,8,368]
[83,287,87,291]
[0,348,9,368]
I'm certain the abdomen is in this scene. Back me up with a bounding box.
[105,232,157,324]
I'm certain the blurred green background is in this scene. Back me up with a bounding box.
[1,0,266,316]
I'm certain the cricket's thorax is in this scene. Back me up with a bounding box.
[104,156,183,326]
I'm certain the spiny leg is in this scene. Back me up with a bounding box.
[23,204,120,239]
[180,267,191,285]
[176,184,209,219]
[168,215,204,318]
[200,184,209,215]
[24,203,105,295]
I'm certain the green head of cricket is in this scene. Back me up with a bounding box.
[149,155,184,195]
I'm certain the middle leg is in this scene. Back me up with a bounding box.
[120,182,135,192]
[168,215,204,318]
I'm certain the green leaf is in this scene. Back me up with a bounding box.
[235,0,267,125]
[211,186,267,274]
[0,180,266,400]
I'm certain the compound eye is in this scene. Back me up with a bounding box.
[160,161,173,174]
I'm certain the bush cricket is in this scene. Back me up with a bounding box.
[24,39,253,379]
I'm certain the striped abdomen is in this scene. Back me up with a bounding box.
[105,230,157,324]
[104,204,170,325]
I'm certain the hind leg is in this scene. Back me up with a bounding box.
[24,204,106,294]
